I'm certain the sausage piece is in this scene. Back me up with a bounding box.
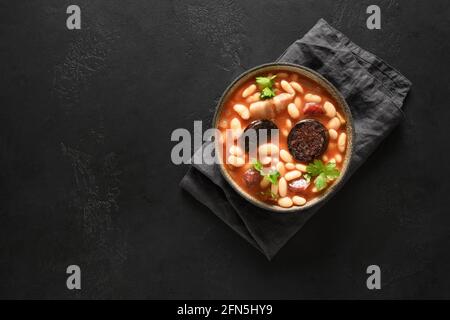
[288,178,310,192]
[240,119,278,153]
[303,102,325,115]
[287,119,329,162]
[243,168,261,187]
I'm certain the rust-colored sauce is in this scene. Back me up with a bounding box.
[217,71,348,208]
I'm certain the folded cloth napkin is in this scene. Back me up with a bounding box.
[180,18,412,260]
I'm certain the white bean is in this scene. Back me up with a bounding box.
[335,154,342,163]
[276,162,286,176]
[323,101,336,118]
[271,183,279,196]
[285,118,292,129]
[304,93,322,103]
[230,117,241,130]
[327,117,341,130]
[229,145,243,156]
[292,196,307,206]
[273,93,294,113]
[285,170,302,181]
[294,96,302,109]
[229,118,243,140]
[260,156,272,165]
[336,111,346,125]
[328,129,338,140]
[278,197,293,208]
[290,81,304,94]
[281,80,295,94]
[246,92,260,103]
[242,84,257,98]
[287,103,300,119]
[282,129,289,137]
[279,149,294,163]
[232,129,243,141]
[295,163,307,172]
[233,104,250,120]
[250,100,274,118]
[258,143,279,157]
[228,155,245,167]
[285,162,295,170]
[217,131,225,145]
[338,132,347,152]
[278,177,287,197]
[322,155,328,162]
[271,158,279,167]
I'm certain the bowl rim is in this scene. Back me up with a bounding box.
[213,62,354,213]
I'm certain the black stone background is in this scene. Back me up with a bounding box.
[1,0,449,299]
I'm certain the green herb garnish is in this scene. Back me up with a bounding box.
[305,160,340,191]
[252,159,264,174]
[256,75,277,100]
[260,190,278,200]
[260,87,276,99]
[314,173,328,190]
[303,173,311,183]
[252,159,280,185]
[256,75,276,88]
[265,170,280,185]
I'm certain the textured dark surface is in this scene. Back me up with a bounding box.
[0,0,449,299]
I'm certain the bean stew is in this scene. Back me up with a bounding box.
[216,68,350,209]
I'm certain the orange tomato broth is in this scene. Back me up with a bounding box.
[216,71,348,206]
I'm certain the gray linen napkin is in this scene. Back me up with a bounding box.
[180,19,412,260]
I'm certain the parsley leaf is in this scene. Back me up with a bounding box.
[303,173,311,183]
[265,170,280,185]
[305,159,325,176]
[260,87,276,99]
[255,75,277,100]
[324,162,340,179]
[260,190,278,200]
[306,160,340,191]
[252,159,264,174]
[256,75,276,89]
[252,159,280,185]
[314,173,327,191]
